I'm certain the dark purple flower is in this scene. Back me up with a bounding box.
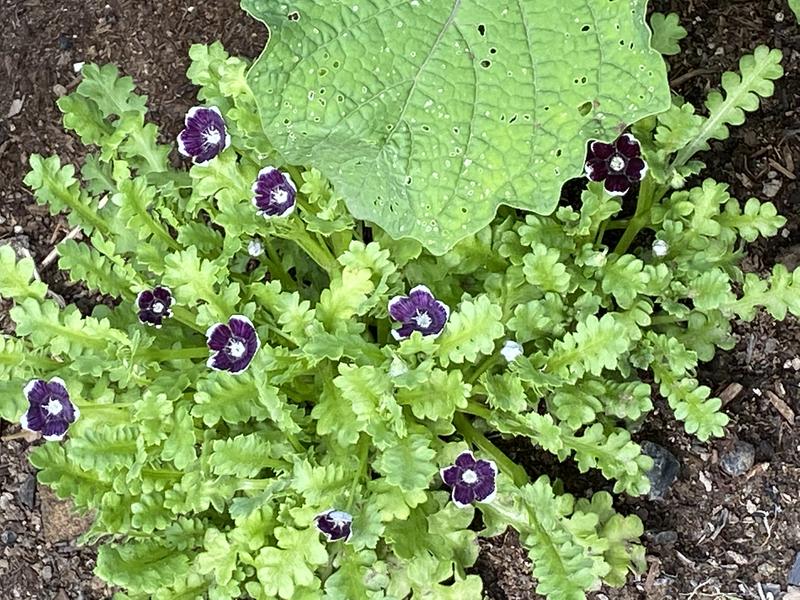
[177,106,231,165]
[314,509,353,542]
[440,451,497,508]
[206,315,260,374]
[388,285,449,340]
[584,133,648,196]
[251,167,297,218]
[136,286,174,328]
[20,378,79,442]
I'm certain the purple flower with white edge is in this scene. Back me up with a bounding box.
[315,509,353,542]
[136,286,174,328]
[440,451,497,508]
[251,167,297,218]
[206,315,260,374]
[388,285,449,340]
[584,133,647,196]
[177,106,231,165]
[20,378,79,441]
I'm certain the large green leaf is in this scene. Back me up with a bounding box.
[243,0,669,253]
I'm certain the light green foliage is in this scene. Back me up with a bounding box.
[649,13,687,56]
[790,0,800,21]
[653,46,783,180]
[2,37,798,600]
[242,0,670,254]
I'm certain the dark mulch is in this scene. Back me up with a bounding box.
[1,0,799,599]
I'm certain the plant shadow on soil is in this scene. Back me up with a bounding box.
[0,1,798,599]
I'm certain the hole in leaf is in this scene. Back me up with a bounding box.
[477,24,486,36]
[556,148,562,157]
[581,25,590,32]
[406,176,412,185]
[337,94,344,102]
[318,68,328,76]
[509,114,518,124]
[480,59,491,68]
[287,11,300,20]
[577,101,592,116]
[332,60,340,68]
[489,47,497,54]
[422,125,430,132]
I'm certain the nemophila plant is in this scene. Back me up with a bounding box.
[0,10,798,600]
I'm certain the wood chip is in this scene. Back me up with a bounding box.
[719,382,744,406]
[765,389,796,424]
[769,157,797,180]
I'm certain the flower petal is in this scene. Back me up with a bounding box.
[451,483,476,508]
[24,379,49,406]
[615,133,641,158]
[440,465,461,486]
[454,451,477,469]
[136,290,154,310]
[388,295,418,323]
[206,323,232,351]
[589,140,615,160]
[604,174,631,196]
[625,156,647,181]
[585,158,609,182]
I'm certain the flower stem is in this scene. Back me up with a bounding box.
[74,402,133,411]
[466,353,502,385]
[134,346,209,361]
[345,434,370,512]
[613,176,656,255]
[263,238,296,290]
[453,412,528,487]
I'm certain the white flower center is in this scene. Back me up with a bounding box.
[227,339,246,358]
[45,398,63,416]
[151,301,164,314]
[203,127,221,146]
[413,310,432,329]
[270,187,290,205]
[609,155,626,172]
[461,469,478,484]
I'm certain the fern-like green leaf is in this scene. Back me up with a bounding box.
[649,13,687,56]
[671,46,782,169]
[436,295,504,367]
[0,245,47,301]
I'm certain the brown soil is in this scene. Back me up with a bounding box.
[1,0,799,599]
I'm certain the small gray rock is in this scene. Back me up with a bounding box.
[789,551,800,586]
[641,441,680,500]
[720,441,755,476]
[652,530,678,546]
[17,474,36,509]
[41,564,53,580]
[0,530,17,545]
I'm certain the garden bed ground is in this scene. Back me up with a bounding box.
[1,0,798,598]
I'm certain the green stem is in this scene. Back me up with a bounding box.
[171,307,207,335]
[466,353,502,385]
[345,435,371,512]
[142,211,181,252]
[74,401,133,411]
[614,176,656,255]
[453,412,528,486]
[134,346,209,361]
[263,238,295,290]
[649,314,687,325]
